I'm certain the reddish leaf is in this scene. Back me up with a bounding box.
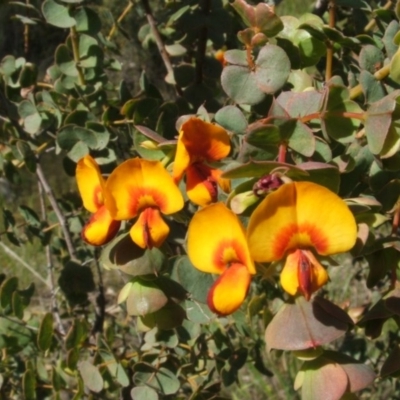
[301,361,348,400]
[323,351,376,392]
[365,91,400,154]
[380,346,400,377]
[265,297,351,351]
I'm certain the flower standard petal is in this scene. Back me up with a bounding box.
[130,208,170,249]
[172,134,191,184]
[179,117,231,162]
[247,182,297,262]
[82,205,121,246]
[247,181,357,262]
[105,158,184,220]
[294,181,357,255]
[207,263,251,315]
[76,155,105,213]
[187,202,255,275]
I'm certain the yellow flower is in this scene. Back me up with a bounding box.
[173,117,231,207]
[104,158,184,249]
[187,202,255,315]
[247,181,357,300]
[76,155,120,246]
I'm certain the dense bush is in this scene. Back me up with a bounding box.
[0,0,400,399]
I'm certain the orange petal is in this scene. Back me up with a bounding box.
[81,205,121,246]
[211,168,231,194]
[208,263,251,315]
[187,202,255,274]
[186,163,218,207]
[280,249,329,299]
[76,155,105,213]
[172,135,191,184]
[247,181,357,262]
[104,158,184,220]
[179,117,231,162]
[130,207,170,249]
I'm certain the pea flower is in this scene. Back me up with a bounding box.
[173,117,231,207]
[247,181,357,300]
[187,202,255,315]
[104,158,184,249]
[76,155,121,246]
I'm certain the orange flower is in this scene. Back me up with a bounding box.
[187,202,255,315]
[76,155,121,246]
[247,181,357,300]
[104,158,184,249]
[173,117,231,207]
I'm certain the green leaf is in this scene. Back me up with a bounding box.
[18,100,42,135]
[74,7,101,34]
[140,302,186,330]
[0,55,16,76]
[359,45,384,74]
[101,233,166,275]
[37,313,54,352]
[55,44,78,77]
[78,361,103,393]
[18,205,41,227]
[221,65,265,105]
[298,37,326,67]
[322,100,363,143]
[172,256,214,303]
[99,348,130,387]
[65,319,89,350]
[254,44,291,94]
[23,370,36,400]
[0,276,18,309]
[42,0,76,28]
[125,279,168,316]
[134,365,180,395]
[131,386,159,400]
[215,105,248,134]
[12,291,24,319]
[79,34,102,68]
[222,160,308,179]
[18,63,38,87]
[276,90,324,117]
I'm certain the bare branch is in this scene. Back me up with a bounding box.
[35,163,77,260]
[38,178,66,336]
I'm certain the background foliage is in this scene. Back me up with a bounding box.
[0,0,400,399]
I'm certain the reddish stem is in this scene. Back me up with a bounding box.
[300,111,365,123]
[246,45,255,70]
[390,204,400,288]
[278,142,287,163]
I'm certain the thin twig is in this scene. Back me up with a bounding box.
[38,177,66,336]
[0,240,50,288]
[195,0,211,84]
[107,1,134,41]
[141,0,182,95]
[24,9,29,56]
[325,0,335,81]
[91,249,106,336]
[35,163,77,260]
[70,26,85,86]
[364,0,393,32]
